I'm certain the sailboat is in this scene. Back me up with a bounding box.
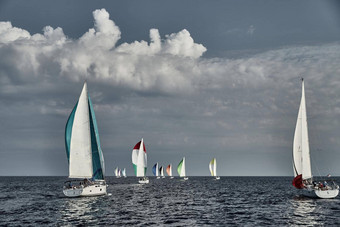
[177,157,188,180]
[132,139,149,184]
[166,164,174,179]
[292,79,339,198]
[114,167,121,178]
[209,158,220,180]
[160,166,165,178]
[152,163,160,179]
[63,82,107,197]
[122,168,127,178]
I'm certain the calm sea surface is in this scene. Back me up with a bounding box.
[1,176,340,226]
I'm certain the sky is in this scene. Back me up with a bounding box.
[1,0,340,176]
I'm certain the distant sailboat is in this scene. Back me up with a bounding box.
[292,79,339,198]
[63,82,107,197]
[160,166,165,178]
[209,158,220,180]
[132,139,149,184]
[166,164,174,179]
[114,167,121,178]
[153,163,160,179]
[122,168,127,178]
[177,157,188,180]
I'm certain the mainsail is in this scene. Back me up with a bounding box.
[209,158,217,177]
[292,79,312,180]
[65,82,105,180]
[177,157,186,177]
[131,139,147,177]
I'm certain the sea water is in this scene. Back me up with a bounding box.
[1,176,340,226]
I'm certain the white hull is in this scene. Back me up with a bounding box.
[139,177,149,184]
[215,176,220,180]
[301,188,339,199]
[170,177,174,179]
[63,183,107,197]
[183,177,189,181]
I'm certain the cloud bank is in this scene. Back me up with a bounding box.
[0,9,207,93]
[1,8,340,97]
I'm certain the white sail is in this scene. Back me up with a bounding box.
[122,168,126,177]
[69,83,93,178]
[293,80,312,180]
[136,139,147,177]
[209,158,217,177]
[114,167,119,177]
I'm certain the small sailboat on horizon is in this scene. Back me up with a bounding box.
[160,166,165,178]
[166,164,174,179]
[114,167,121,178]
[292,78,339,199]
[153,162,160,179]
[177,157,188,180]
[122,168,127,178]
[209,158,220,180]
[63,82,107,197]
[132,138,149,184]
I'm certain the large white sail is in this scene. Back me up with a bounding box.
[293,80,312,180]
[69,83,93,178]
[136,139,147,177]
[209,158,217,177]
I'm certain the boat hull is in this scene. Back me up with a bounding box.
[138,177,149,184]
[63,183,107,197]
[302,188,339,199]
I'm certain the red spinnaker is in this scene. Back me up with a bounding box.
[292,174,304,189]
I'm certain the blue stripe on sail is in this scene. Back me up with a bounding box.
[88,96,105,180]
[152,164,157,176]
[65,102,78,163]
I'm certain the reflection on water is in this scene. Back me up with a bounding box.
[59,196,100,226]
[289,196,318,226]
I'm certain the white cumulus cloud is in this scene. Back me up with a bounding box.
[0,8,207,93]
